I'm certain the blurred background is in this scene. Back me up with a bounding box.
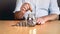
[0,0,60,20]
[0,0,16,20]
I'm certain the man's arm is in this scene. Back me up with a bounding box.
[42,14,59,22]
[37,14,59,24]
[14,11,25,19]
[45,0,60,21]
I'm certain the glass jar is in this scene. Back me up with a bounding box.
[27,13,36,27]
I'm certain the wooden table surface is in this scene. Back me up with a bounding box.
[0,20,60,34]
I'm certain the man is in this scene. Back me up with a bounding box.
[14,0,60,24]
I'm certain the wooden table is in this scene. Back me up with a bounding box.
[0,20,60,34]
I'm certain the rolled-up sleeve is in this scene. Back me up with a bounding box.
[13,0,22,13]
[49,0,60,15]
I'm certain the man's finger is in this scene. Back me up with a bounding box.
[37,19,41,24]
[29,5,32,12]
[22,7,26,11]
[40,20,45,24]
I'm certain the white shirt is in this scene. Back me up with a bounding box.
[13,0,60,18]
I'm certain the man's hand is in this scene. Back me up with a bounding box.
[20,3,32,13]
[14,3,32,19]
[37,18,46,24]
